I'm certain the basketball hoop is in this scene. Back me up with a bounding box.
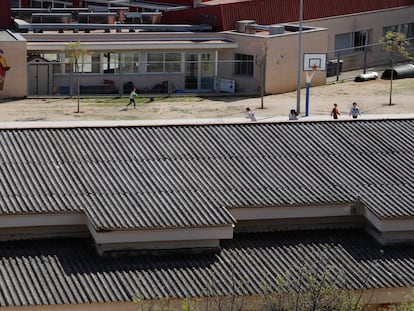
[311,64,319,71]
[303,53,327,117]
[306,65,319,83]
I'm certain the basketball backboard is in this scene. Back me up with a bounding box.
[303,53,327,71]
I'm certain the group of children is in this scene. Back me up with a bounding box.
[330,102,361,119]
[128,87,361,120]
[246,102,362,122]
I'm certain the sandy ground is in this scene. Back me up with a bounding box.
[0,78,413,122]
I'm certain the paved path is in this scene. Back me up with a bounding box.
[1,113,413,129]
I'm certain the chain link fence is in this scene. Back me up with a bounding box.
[325,37,414,83]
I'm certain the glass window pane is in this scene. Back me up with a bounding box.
[165,53,181,61]
[234,53,253,76]
[103,53,119,73]
[147,52,164,72]
[121,52,140,73]
[80,54,92,73]
[147,63,164,72]
[147,53,163,62]
[353,31,367,52]
[42,53,59,62]
[334,33,352,56]
[201,53,215,75]
[166,62,181,72]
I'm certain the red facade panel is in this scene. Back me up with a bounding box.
[152,0,210,4]
[302,0,414,20]
[73,0,82,8]
[162,0,414,31]
[162,5,225,31]
[0,1,12,29]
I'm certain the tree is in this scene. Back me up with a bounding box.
[63,42,88,113]
[379,31,413,105]
[259,267,369,311]
[133,264,373,311]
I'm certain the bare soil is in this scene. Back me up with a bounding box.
[0,78,413,122]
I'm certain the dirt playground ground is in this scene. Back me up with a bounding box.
[0,78,413,122]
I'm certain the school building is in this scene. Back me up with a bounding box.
[0,0,413,98]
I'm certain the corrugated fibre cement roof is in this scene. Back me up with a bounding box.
[1,229,414,307]
[1,119,414,231]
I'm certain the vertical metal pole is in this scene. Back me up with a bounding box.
[363,31,369,74]
[215,51,219,94]
[296,0,303,114]
[305,82,310,117]
[260,61,264,109]
[336,53,340,82]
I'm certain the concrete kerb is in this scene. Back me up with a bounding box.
[1,114,414,130]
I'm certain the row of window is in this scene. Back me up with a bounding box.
[335,30,369,56]
[31,51,257,77]
[334,23,414,56]
[33,51,220,74]
[383,23,414,39]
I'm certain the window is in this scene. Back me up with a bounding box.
[165,53,181,72]
[41,53,59,62]
[334,30,370,56]
[64,53,100,74]
[200,53,215,75]
[353,31,368,52]
[147,52,163,72]
[234,53,253,76]
[121,52,140,73]
[103,53,119,73]
[146,52,182,73]
[383,23,414,39]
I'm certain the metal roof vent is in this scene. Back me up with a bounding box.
[269,24,285,35]
[236,20,256,33]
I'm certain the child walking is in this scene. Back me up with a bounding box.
[246,107,257,121]
[330,103,340,119]
[126,87,138,109]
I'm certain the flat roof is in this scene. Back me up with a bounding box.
[27,38,237,51]
[0,30,23,41]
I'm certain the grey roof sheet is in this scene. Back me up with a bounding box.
[1,229,414,307]
[1,119,414,230]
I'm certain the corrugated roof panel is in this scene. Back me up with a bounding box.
[1,119,414,229]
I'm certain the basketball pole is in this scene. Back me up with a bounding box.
[305,68,317,117]
[296,0,303,114]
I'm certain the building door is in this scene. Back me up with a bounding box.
[185,52,216,91]
[28,63,50,95]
